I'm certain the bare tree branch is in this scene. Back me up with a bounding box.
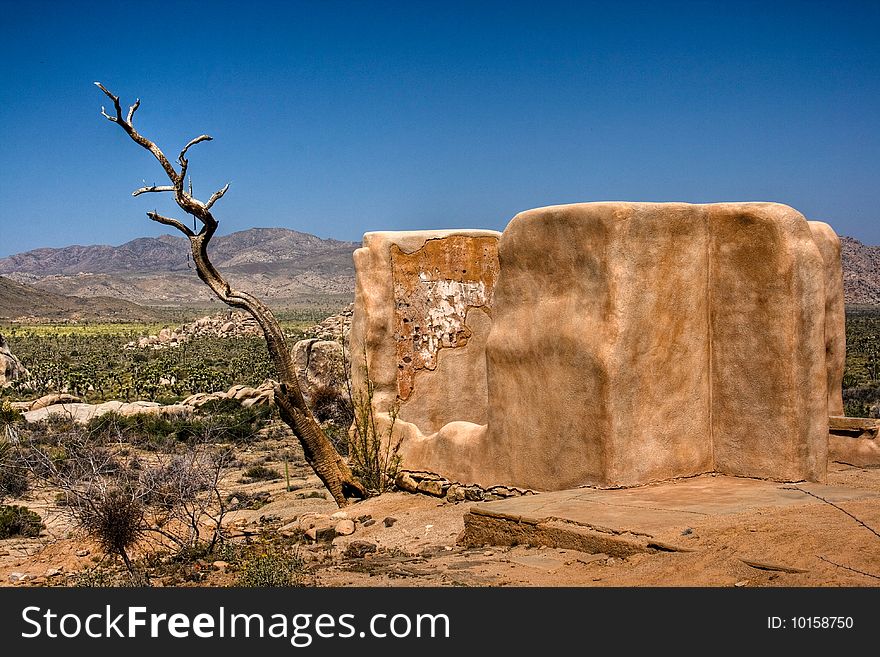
[178,136,212,184]
[132,185,175,197]
[205,183,230,210]
[146,211,195,238]
[179,135,213,165]
[94,82,180,184]
[95,82,122,122]
[127,98,140,125]
[96,82,367,506]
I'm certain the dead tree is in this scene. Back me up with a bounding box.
[95,83,366,506]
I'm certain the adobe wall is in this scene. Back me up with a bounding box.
[808,221,846,417]
[352,203,843,490]
[348,230,501,453]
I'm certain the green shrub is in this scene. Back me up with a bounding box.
[0,504,44,538]
[74,486,144,570]
[0,400,22,427]
[235,546,305,587]
[85,403,270,451]
[242,465,281,481]
[71,566,150,587]
[0,462,28,500]
[348,356,401,494]
[0,439,28,500]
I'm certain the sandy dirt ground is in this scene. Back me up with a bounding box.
[2,460,879,588]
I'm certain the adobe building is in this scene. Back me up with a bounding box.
[349,202,845,491]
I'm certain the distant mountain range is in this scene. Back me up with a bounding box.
[0,228,358,310]
[840,236,880,306]
[2,227,880,320]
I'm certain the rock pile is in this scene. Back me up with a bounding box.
[125,311,263,350]
[302,304,353,342]
[23,399,192,424]
[0,334,29,387]
[182,381,277,409]
[17,381,280,424]
[288,510,388,558]
[394,470,533,502]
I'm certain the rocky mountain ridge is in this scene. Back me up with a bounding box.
[840,236,880,306]
[0,228,357,275]
[0,227,358,306]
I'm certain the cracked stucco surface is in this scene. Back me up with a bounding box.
[390,236,498,401]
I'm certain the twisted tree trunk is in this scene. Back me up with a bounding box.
[95,83,365,506]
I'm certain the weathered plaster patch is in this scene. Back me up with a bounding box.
[390,236,499,400]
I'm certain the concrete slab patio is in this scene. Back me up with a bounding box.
[461,474,879,557]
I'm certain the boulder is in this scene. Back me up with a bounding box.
[23,400,191,424]
[29,393,82,411]
[308,341,345,390]
[334,519,356,536]
[293,339,346,397]
[0,334,29,387]
[233,386,258,401]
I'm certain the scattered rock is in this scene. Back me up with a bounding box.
[383,516,397,528]
[334,519,356,536]
[362,519,376,527]
[278,521,300,534]
[330,511,349,520]
[403,471,529,501]
[211,561,229,572]
[295,491,327,500]
[446,485,464,502]
[302,305,353,342]
[574,553,608,565]
[395,472,419,493]
[44,568,63,578]
[298,513,330,531]
[344,541,378,559]
[417,479,446,497]
[464,487,485,502]
[75,549,90,557]
[8,572,28,582]
[681,527,693,536]
[305,525,337,542]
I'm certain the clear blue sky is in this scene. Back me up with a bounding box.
[1,0,878,257]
